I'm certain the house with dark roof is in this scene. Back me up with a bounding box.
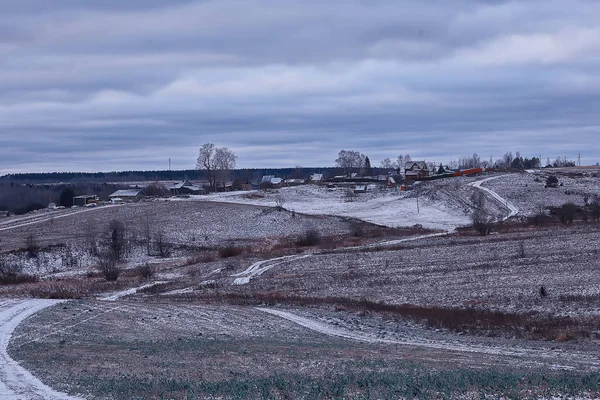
[261,175,283,189]
[404,161,429,180]
[167,180,206,195]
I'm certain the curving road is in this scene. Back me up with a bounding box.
[469,175,519,220]
[0,299,83,399]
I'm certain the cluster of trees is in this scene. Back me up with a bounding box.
[196,143,237,191]
[335,150,413,175]
[457,152,575,171]
[380,154,412,170]
[0,183,125,214]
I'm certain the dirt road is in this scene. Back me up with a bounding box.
[0,299,82,399]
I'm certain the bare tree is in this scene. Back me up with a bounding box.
[335,150,366,174]
[196,143,218,191]
[380,157,395,170]
[196,143,237,191]
[215,146,237,189]
[154,232,173,258]
[396,154,411,172]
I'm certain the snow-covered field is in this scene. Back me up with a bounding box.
[191,183,472,231]
[484,170,600,217]
[2,171,600,399]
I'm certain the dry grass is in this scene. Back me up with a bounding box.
[172,291,600,342]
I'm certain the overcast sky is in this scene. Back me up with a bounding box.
[1,0,599,173]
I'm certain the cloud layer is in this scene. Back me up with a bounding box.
[1,0,599,173]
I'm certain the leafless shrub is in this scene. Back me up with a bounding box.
[295,228,321,247]
[558,202,577,224]
[96,250,121,281]
[135,263,155,280]
[108,219,127,261]
[0,260,38,285]
[518,242,526,258]
[539,285,547,298]
[350,221,364,237]
[153,232,172,258]
[25,235,39,258]
[531,212,550,227]
[218,245,244,258]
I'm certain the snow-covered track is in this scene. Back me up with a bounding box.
[258,308,598,370]
[231,254,311,285]
[0,299,83,399]
[469,176,519,220]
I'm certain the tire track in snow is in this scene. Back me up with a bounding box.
[469,175,519,220]
[257,308,595,370]
[339,232,449,251]
[0,204,123,233]
[231,254,311,285]
[98,281,169,301]
[0,299,83,400]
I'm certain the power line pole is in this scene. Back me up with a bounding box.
[578,153,581,167]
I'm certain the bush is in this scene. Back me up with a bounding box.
[350,222,364,237]
[97,251,121,281]
[0,261,38,285]
[545,175,559,188]
[558,202,578,224]
[295,229,321,246]
[135,263,155,280]
[531,212,550,226]
[218,245,244,258]
[25,234,39,258]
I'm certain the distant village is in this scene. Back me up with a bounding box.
[65,160,485,206]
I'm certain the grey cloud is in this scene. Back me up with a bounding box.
[0,0,599,173]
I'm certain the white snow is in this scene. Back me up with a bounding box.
[231,254,311,285]
[469,175,519,220]
[191,185,470,231]
[98,281,169,301]
[0,299,83,400]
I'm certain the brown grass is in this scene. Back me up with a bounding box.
[173,291,598,342]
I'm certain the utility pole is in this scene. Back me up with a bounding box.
[578,153,581,167]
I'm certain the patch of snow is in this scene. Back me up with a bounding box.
[98,281,169,301]
[231,254,311,285]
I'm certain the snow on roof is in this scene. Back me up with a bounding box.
[109,189,144,197]
[310,173,324,181]
[261,176,282,184]
[168,181,203,191]
[405,161,428,170]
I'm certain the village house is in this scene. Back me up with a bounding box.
[404,161,429,180]
[167,180,206,195]
[109,189,146,202]
[261,175,283,189]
